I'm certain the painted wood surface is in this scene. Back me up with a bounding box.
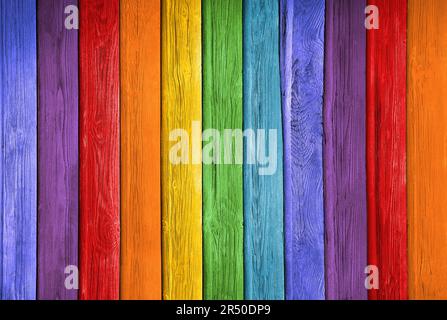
[203,0,244,300]
[280,0,325,300]
[121,0,161,300]
[408,0,447,299]
[37,0,79,300]
[243,0,284,300]
[366,0,407,300]
[324,0,367,300]
[79,0,120,300]
[161,0,202,300]
[0,0,37,300]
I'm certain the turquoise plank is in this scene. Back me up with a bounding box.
[243,0,285,300]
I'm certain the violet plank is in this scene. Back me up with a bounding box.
[324,0,367,300]
[37,0,79,300]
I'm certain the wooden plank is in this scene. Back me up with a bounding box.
[324,0,367,300]
[280,0,325,300]
[37,0,79,300]
[203,0,244,300]
[0,0,37,300]
[161,0,202,300]
[121,0,161,300]
[79,0,120,300]
[243,0,284,300]
[366,0,407,300]
[408,0,447,299]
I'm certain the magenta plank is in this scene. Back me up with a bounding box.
[37,0,79,300]
[323,0,367,300]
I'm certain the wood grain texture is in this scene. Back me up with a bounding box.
[121,0,161,300]
[37,0,79,300]
[161,0,202,300]
[203,0,244,300]
[0,0,37,300]
[366,0,407,300]
[408,0,447,299]
[280,0,325,300]
[79,0,120,300]
[243,0,284,300]
[324,0,367,300]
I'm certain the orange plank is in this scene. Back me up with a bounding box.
[120,0,161,299]
[408,0,447,299]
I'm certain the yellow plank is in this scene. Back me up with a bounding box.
[161,0,202,300]
[120,0,161,299]
[408,0,447,299]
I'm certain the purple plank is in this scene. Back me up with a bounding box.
[38,0,78,300]
[323,0,367,300]
[280,0,325,300]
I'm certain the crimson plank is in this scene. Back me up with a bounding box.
[79,0,120,300]
[366,0,407,300]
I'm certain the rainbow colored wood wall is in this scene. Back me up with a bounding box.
[2,0,447,301]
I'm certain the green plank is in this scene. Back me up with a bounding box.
[202,0,244,300]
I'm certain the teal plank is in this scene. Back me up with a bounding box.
[243,0,285,300]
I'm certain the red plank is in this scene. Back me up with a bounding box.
[366,0,407,300]
[79,0,120,300]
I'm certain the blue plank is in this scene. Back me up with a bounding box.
[280,0,325,299]
[243,0,285,300]
[0,0,37,300]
